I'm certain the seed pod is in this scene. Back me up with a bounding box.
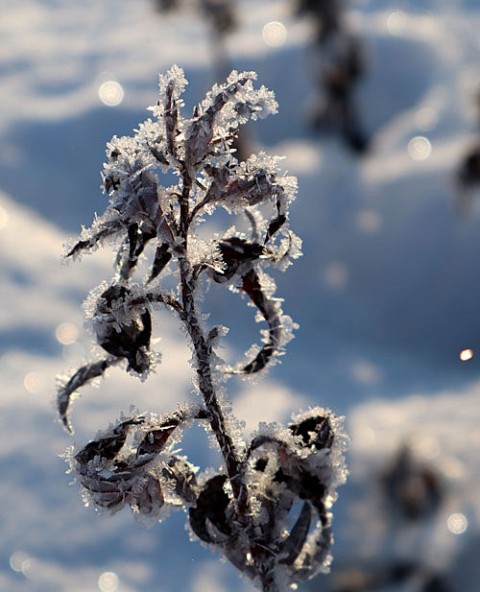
[94,285,152,374]
[189,475,233,544]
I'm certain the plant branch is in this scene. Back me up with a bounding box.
[177,176,250,520]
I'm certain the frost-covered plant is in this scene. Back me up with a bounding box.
[57,66,348,592]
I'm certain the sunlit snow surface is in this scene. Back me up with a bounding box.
[2,0,480,590]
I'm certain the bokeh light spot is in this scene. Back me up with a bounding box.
[324,262,349,290]
[408,136,432,161]
[10,551,30,573]
[24,372,46,394]
[412,435,441,461]
[386,10,407,35]
[356,210,382,233]
[55,322,79,345]
[459,348,474,361]
[98,571,119,592]
[447,512,468,535]
[262,21,288,47]
[98,80,124,107]
[0,206,9,229]
[351,361,381,385]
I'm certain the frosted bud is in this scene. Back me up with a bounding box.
[93,285,151,374]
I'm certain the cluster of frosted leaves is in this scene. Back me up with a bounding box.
[58,65,301,431]
[243,408,348,589]
[67,406,347,590]
[66,406,203,526]
[187,410,348,591]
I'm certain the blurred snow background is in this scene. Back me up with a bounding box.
[2,0,480,590]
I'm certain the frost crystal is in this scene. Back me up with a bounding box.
[56,66,347,592]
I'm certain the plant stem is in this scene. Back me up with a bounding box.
[179,253,249,514]
[178,171,250,519]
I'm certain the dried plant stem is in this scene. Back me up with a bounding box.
[180,255,247,502]
[178,173,251,520]
[178,173,285,591]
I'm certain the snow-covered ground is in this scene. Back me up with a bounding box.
[2,1,480,590]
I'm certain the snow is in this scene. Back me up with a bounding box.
[2,0,480,590]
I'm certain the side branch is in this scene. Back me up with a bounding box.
[129,292,183,315]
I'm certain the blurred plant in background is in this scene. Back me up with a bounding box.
[304,437,456,592]
[294,0,369,153]
[456,88,480,213]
